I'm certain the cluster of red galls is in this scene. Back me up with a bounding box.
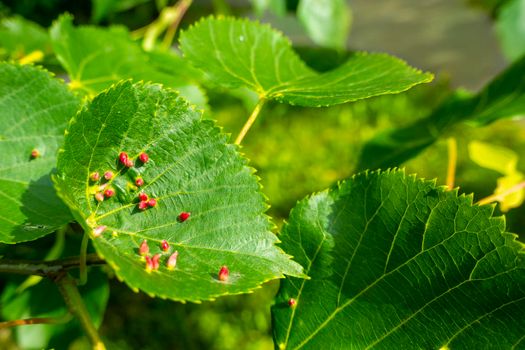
[88,151,230,281]
[89,151,150,204]
[138,239,230,281]
[139,239,179,271]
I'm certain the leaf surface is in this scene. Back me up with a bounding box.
[0,16,51,61]
[358,55,525,170]
[0,63,80,243]
[50,15,207,109]
[298,0,351,50]
[179,17,432,107]
[54,81,302,302]
[496,0,525,62]
[272,170,525,349]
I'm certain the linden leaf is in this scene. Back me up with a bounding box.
[179,17,433,107]
[273,170,525,349]
[298,0,351,50]
[0,63,80,243]
[468,140,519,175]
[496,0,525,62]
[50,15,207,109]
[54,81,302,302]
[0,16,51,62]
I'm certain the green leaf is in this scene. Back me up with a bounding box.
[358,55,525,170]
[272,169,525,349]
[0,63,80,244]
[468,140,519,175]
[496,0,525,62]
[297,0,351,50]
[251,0,286,16]
[50,15,207,109]
[91,0,150,23]
[179,17,433,107]
[494,173,525,212]
[54,81,303,302]
[0,16,51,61]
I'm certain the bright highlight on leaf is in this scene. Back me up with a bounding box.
[180,17,433,107]
[272,170,525,349]
[469,141,525,211]
[0,63,80,243]
[54,81,303,302]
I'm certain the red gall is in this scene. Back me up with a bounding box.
[118,152,128,165]
[218,266,229,281]
[90,172,100,181]
[104,171,114,180]
[178,212,190,222]
[161,240,169,251]
[138,192,148,202]
[94,192,104,202]
[145,256,153,271]
[288,298,297,308]
[138,152,149,163]
[139,240,149,256]
[167,251,178,269]
[30,149,40,159]
[151,254,161,270]
[93,225,107,237]
[138,201,148,211]
[147,198,157,208]
[124,158,134,168]
[135,177,144,187]
[104,188,115,198]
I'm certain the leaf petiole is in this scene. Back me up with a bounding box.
[235,98,266,145]
[55,273,106,350]
[446,138,457,190]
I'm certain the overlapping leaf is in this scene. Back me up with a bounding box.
[272,170,525,349]
[50,15,207,109]
[179,17,432,107]
[496,0,525,62]
[54,81,303,302]
[298,0,351,50]
[358,55,525,170]
[0,63,80,243]
[0,16,51,62]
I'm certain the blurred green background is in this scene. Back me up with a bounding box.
[0,0,524,349]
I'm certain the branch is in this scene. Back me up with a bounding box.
[0,313,72,329]
[0,254,105,277]
[55,273,106,350]
[235,98,266,145]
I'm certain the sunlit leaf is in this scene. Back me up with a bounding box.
[273,169,525,349]
[0,63,80,243]
[54,81,303,302]
[495,173,525,211]
[468,140,518,175]
[180,17,432,107]
[50,15,207,109]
